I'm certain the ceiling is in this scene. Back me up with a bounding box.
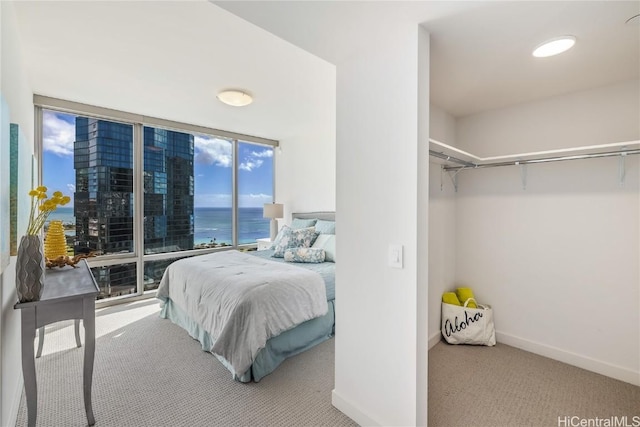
[13,1,640,142]
[12,1,335,141]
[216,1,640,117]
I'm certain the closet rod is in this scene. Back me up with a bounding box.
[428,150,477,167]
[441,149,640,171]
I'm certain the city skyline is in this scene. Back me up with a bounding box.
[42,110,274,207]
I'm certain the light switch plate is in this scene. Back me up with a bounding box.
[388,244,403,269]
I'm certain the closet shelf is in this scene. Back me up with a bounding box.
[429,138,640,170]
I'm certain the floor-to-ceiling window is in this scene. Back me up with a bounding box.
[237,141,275,245]
[38,97,276,303]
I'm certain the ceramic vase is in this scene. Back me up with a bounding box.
[15,235,46,303]
[44,220,68,260]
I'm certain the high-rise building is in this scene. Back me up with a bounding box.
[143,127,195,254]
[74,117,134,255]
[73,118,194,297]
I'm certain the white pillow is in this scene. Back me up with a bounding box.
[311,234,335,262]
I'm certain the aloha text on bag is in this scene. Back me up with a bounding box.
[441,298,496,346]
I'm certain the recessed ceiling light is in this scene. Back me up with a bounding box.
[217,90,253,107]
[532,36,576,58]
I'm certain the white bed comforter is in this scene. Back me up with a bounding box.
[156,250,328,378]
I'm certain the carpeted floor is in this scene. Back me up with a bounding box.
[15,299,357,427]
[15,299,640,427]
[428,341,640,427]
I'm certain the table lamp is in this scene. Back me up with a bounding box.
[263,203,284,241]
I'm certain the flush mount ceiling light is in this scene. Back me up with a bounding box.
[532,36,576,58]
[216,90,253,107]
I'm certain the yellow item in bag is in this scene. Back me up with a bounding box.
[442,292,461,306]
[456,287,477,308]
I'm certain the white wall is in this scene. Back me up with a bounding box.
[1,2,35,425]
[456,79,640,155]
[332,22,429,426]
[415,27,430,426]
[275,65,336,223]
[453,80,640,385]
[428,105,457,346]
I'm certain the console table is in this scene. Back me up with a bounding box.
[14,260,99,427]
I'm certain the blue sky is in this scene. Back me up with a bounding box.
[42,110,273,208]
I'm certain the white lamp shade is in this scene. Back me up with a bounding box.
[263,203,283,219]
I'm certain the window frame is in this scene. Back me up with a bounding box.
[34,95,278,306]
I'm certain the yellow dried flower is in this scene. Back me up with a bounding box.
[26,187,71,235]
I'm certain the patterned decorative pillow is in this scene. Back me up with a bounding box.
[270,225,291,250]
[291,218,317,229]
[312,234,335,262]
[271,226,318,258]
[314,220,335,234]
[284,247,326,263]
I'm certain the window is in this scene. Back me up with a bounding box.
[192,134,233,249]
[237,141,273,244]
[43,111,134,256]
[39,98,277,303]
[143,126,196,254]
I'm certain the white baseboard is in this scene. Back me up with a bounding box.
[428,331,442,349]
[332,389,382,426]
[496,331,640,387]
[5,375,23,427]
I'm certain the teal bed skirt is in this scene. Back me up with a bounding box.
[160,298,335,382]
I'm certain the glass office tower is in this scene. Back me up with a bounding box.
[74,117,135,255]
[143,126,195,254]
[73,118,194,297]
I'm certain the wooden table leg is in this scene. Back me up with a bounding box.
[82,297,96,426]
[21,308,37,427]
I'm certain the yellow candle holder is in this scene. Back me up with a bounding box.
[44,220,68,260]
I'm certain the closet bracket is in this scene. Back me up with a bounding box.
[517,162,527,190]
[447,168,465,192]
[619,152,627,187]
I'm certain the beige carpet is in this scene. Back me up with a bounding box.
[16,298,640,427]
[15,299,357,427]
[428,341,640,427]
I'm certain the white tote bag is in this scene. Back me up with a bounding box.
[441,298,496,346]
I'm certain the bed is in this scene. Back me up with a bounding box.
[156,212,336,382]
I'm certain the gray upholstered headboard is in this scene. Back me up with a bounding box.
[292,211,335,222]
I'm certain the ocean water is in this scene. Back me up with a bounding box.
[48,206,269,245]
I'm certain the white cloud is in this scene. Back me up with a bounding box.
[239,193,273,207]
[194,193,272,208]
[194,193,231,208]
[193,137,273,172]
[239,159,264,171]
[194,135,232,167]
[67,183,76,192]
[250,149,273,158]
[43,111,75,157]
[239,148,273,171]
